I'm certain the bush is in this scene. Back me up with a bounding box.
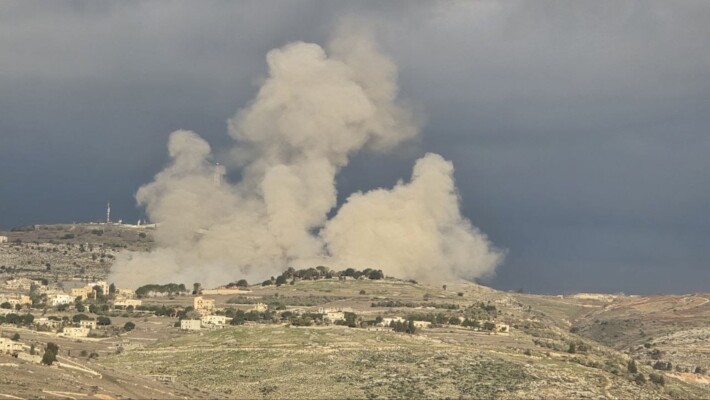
[627,359,638,374]
[567,342,577,354]
[123,321,135,331]
[634,373,646,385]
[11,333,20,341]
[649,373,665,385]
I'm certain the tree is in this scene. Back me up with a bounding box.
[442,284,447,291]
[0,302,11,309]
[42,342,59,366]
[627,359,638,374]
[89,304,99,314]
[11,333,20,341]
[97,316,111,326]
[275,275,287,286]
[123,321,135,331]
[568,342,577,354]
[368,270,384,280]
[235,279,248,288]
[72,313,90,323]
[75,303,85,312]
[109,283,116,296]
[193,282,202,295]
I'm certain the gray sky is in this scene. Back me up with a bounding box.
[1,1,709,294]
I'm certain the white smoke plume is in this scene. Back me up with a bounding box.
[110,28,503,288]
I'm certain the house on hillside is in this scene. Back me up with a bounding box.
[71,287,92,300]
[413,321,432,329]
[194,296,215,316]
[0,236,8,243]
[114,299,142,307]
[0,338,23,354]
[180,319,201,331]
[62,327,90,337]
[80,320,97,330]
[201,315,230,327]
[50,294,74,306]
[251,303,268,312]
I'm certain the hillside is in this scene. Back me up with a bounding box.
[0,224,708,399]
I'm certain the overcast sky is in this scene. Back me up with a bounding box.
[1,1,709,294]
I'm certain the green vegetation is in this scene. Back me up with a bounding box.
[135,283,188,298]
[42,342,59,366]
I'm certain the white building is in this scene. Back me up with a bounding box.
[50,294,75,306]
[0,338,23,354]
[114,299,142,307]
[62,327,90,337]
[180,319,201,331]
[35,317,61,329]
[201,315,230,327]
[80,320,97,329]
[382,317,406,326]
[0,236,8,244]
[412,321,432,329]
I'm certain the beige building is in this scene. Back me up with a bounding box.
[0,338,23,354]
[180,319,202,331]
[62,327,90,337]
[193,296,215,316]
[4,278,35,291]
[71,287,92,300]
[0,295,31,306]
[251,303,268,313]
[116,288,135,298]
[80,320,97,329]
[114,299,142,307]
[0,236,8,244]
[325,311,345,322]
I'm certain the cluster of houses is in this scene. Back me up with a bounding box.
[180,296,243,330]
[1,277,141,309]
[0,277,142,339]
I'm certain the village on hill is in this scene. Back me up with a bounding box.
[0,224,709,399]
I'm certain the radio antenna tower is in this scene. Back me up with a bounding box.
[213,162,226,187]
[106,202,111,224]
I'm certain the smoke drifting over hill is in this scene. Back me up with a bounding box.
[109,28,503,288]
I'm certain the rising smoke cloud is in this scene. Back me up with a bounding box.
[109,28,503,288]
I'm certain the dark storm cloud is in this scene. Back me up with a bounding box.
[1,1,709,293]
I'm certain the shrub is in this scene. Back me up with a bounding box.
[123,321,135,331]
[649,373,665,385]
[42,342,59,366]
[627,359,638,374]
